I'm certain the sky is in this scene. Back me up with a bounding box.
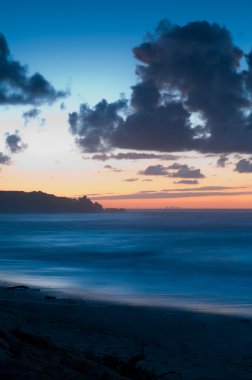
[1,0,252,208]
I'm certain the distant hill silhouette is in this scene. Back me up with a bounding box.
[0,191,104,213]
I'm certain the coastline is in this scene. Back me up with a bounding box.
[0,283,252,379]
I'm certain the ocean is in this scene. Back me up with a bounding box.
[1,210,252,316]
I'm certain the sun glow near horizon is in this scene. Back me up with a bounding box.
[1,2,252,209]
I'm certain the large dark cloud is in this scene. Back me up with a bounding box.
[5,131,27,154]
[113,101,193,152]
[0,34,66,106]
[235,158,252,173]
[70,20,252,154]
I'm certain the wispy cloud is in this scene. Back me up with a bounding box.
[90,152,179,161]
[174,180,199,185]
[123,178,139,182]
[91,190,252,200]
[104,165,123,172]
[23,108,41,125]
[162,186,246,192]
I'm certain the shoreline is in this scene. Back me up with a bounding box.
[0,283,252,379]
[1,276,251,318]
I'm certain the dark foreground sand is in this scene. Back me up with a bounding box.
[0,285,252,379]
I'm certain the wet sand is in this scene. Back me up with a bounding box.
[0,284,252,379]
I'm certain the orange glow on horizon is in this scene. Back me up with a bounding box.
[1,146,252,209]
[96,195,252,209]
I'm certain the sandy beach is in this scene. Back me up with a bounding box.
[0,284,251,379]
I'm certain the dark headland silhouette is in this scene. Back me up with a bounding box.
[0,191,106,213]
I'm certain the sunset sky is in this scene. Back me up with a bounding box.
[1,0,252,208]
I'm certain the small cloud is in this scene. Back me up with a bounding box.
[5,131,27,154]
[23,108,46,126]
[104,164,122,172]
[39,118,46,127]
[91,153,109,161]
[139,163,205,178]
[139,164,168,176]
[123,178,139,182]
[217,154,229,168]
[235,158,252,173]
[23,108,41,125]
[174,180,199,185]
[0,152,11,165]
[167,163,205,179]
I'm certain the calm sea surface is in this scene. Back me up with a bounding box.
[1,211,252,315]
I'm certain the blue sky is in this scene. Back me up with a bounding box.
[1,0,252,208]
[1,0,252,105]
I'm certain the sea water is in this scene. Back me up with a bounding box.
[1,210,252,315]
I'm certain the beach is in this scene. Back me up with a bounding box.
[0,284,252,379]
[1,211,252,379]
[2,2,252,378]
